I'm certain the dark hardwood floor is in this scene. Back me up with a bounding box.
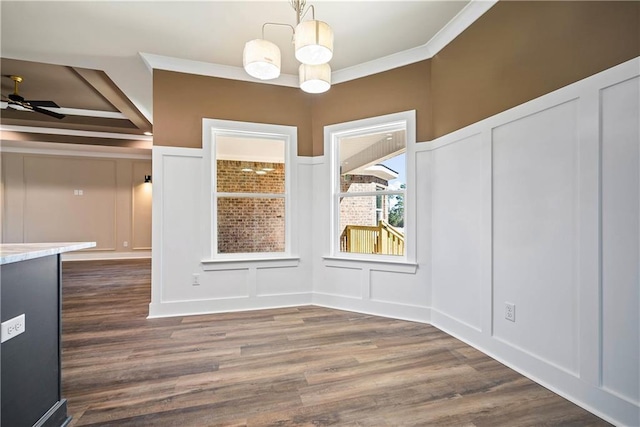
[61,260,609,426]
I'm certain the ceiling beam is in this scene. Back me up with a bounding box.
[0,129,151,149]
[71,67,152,134]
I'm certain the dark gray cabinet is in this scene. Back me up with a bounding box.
[1,255,70,427]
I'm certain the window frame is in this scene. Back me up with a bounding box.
[326,111,416,264]
[201,119,298,263]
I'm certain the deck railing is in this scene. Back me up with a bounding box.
[340,220,404,255]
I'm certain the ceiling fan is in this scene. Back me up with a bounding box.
[2,75,66,119]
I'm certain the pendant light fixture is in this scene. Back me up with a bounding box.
[299,63,331,94]
[243,39,281,80]
[295,20,333,65]
[242,0,333,93]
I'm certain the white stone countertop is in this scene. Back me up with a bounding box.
[0,242,96,265]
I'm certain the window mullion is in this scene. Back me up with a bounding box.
[217,192,286,199]
[336,190,404,198]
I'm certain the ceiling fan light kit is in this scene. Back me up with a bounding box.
[242,0,333,93]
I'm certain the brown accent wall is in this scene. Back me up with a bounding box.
[153,71,313,155]
[311,61,432,154]
[153,1,638,154]
[431,0,640,138]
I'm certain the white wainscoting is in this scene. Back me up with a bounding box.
[150,59,638,425]
[600,75,640,405]
[430,132,486,333]
[149,146,313,318]
[493,99,581,375]
[423,58,639,426]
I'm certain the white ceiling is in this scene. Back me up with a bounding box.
[0,1,494,124]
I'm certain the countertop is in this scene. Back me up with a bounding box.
[0,242,96,265]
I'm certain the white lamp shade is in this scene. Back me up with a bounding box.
[243,39,281,80]
[299,63,331,94]
[294,20,333,65]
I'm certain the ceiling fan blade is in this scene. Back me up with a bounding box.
[32,105,66,120]
[27,100,60,108]
[6,102,34,112]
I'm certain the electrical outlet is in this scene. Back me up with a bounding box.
[1,314,26,343]
[123,241,128,248]
[505,302,516,322]
[192,273,200,286]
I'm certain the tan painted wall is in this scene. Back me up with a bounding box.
[132,161,153,250]
[153,71,314,155]
[1,152,151,254]
[153,1,638,155]
[431,0,640,138]
[311,61,432,154]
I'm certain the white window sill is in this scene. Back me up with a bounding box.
[322,256,417,273]
[201,257,300,271]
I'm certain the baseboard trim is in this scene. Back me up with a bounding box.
[312,292,431,324]
[147,293,313,318]
[429,313,638,427]
[62,251,151,261]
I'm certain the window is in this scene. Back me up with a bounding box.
[202,120,297,261]
[328,112,414,261]
[215,136,286,254]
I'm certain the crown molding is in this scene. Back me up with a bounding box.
[426,0,497,56]
[140,53,299,88]
[333,0,497,83]
[140,0,497,87]
[332,44,432,85]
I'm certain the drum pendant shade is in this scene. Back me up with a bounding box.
[243,39,281,80]
[299,63,331,94]
[294,20,333,65]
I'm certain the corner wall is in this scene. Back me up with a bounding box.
[149,2,639,424]
[425,58,639,426]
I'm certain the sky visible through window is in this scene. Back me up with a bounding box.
[381,152,406,190]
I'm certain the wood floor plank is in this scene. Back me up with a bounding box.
[61,260,611,426]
